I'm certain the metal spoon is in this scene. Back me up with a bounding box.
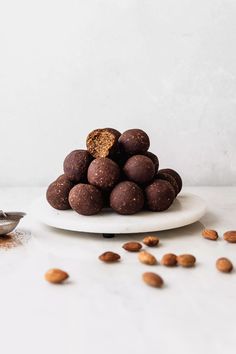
[0,211,26,236]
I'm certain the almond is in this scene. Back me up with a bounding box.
[161,253,177,267]
[143,235,160,247]
[216,257,233,273]
[202,229,218,241]
[223,231,236,243]
[122,241,142,252]
[44,268,69,284]
[177,254,196,267]
[142,272,163,288]
[138,251,157,265]
[99,251,120,263]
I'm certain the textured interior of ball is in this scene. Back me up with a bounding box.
[87,131,115,158]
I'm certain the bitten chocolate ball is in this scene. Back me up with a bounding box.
[123,155,155,184]
[87,157,120,191]
[158,168,182,194]
[86,128,120,158]
[144,152,159,174]
[69,184,103,215]
[156,172,179,196]
[110,181,144,215]
[104,128,121,140]
[119,129,150,155]
[63,150,92,182]
[145,179,175,212]
[46,179,73,210]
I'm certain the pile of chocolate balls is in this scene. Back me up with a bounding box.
[46,128,182,216]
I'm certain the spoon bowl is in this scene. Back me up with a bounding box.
[0,212,26,236]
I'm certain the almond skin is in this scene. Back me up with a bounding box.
[138,251,157,265]
[161,253,177,267]
[142,236,160,247]
[99,251,120,263]
[216,257,233,273]
[44,269,69,284]
[223,231,236,243]
[122,242,142,252]
[177,254,196,267]
[142,272,163,288]
[202,229,218,241]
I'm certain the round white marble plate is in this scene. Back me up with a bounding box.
[30,192,206,234]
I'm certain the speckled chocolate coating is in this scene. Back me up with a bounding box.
[158,168,182,194]
[156,172,179,196]
[123,155,155,184]
[63,150,92,182]
[110,181,144,215]
[144,151,159,174]
[119,129,150,155]
[86,128,120,158]
[69,184,103,215]
[145,179,175,212]
[56,174,74,184]
[104,128,121,140]
[46,179,73,210]
[87,157,120,191]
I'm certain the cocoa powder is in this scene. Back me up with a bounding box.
[0,230,30,250]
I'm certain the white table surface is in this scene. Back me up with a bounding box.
[0,187,236,354]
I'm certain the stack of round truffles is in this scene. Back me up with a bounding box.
[46,128,182,216]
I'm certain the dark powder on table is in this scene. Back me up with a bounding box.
[0,230,30,250]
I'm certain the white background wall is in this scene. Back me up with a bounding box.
[0,0,236,186]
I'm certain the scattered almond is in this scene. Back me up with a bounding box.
[142,235,160,247]
[223,231,236,243]
[202,229,218,241]
[177,254,196,267]
[161,253,177,267]
[99,251,120,263]
[44,268,69,284]
[216,257,233,273]
[142,272,163,288]
[122,241,142,252]
[138,251,157,265]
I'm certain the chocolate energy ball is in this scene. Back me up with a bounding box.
[158,168,182,194]
[123,155,155,184]
[119,129,150,155]
[46,179,73,210]
[86,128,120,158]
[156,172,179,196]
[145,179,175,212]
[69,184,103,215]
[144,152,159,174]
[63,150,92,182]
[56,174,74,184]
[110,181,144,215]
[104,128,121,140]
[87,157,120,191]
